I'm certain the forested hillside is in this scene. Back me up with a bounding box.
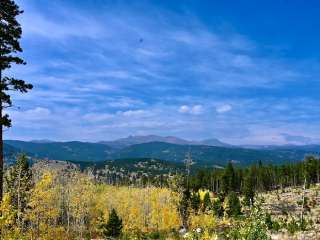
[3,143,22,165]
[113,142,308,166]
[71,158,187,186]
[5,140,316,167]
[4,140,115,162]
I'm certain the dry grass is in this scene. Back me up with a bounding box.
[261,184,320,239]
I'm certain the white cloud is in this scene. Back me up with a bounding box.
[108,97,145,108]
[5,0,320,144]
[216,104,232,113]
[7,107,51,121]
[19,2,105,40]
[74,83,116,92]
[121,109,149,117]
[178,105,190,113]
[191,105,204,115]
[82,113,114,122]
[178,105,204,115]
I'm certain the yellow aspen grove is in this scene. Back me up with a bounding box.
[95,185,180,232]
[0,194,18,237]
[26,172,61,239]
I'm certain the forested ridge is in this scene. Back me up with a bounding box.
[189,156,320,193]
[5,140,319,166]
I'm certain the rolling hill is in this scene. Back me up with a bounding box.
[4,140,114,162]
[113,142,308,166]
[3,143,24,165]
[71,157,186,174]
[4,139,318,167]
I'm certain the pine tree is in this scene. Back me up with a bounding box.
[178,188,191,230]
[225,191,241,218]
[101,208,123,238]
[243,168,255,206]
[212,197,224,217]
[190,192,201,214]
[0,0,33,201]
[202,192,211,213]
[221,162,237,195]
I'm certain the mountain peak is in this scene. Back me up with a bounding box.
[200,138,231,147]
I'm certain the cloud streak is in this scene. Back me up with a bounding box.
[5,0,320,144]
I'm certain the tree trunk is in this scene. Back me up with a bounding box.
[0,68,3,202]
[300,177,306,222]
[17,167,22,226]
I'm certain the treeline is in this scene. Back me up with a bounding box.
[90,155,320,193]
[189,155,320,194]
[79,155,320,193]
[174,156,320,232]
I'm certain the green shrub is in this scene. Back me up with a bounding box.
[265,213,281,231]
[212,198,224,217]
[225,205,270,240]
[272,220,281,232]
[191,192,201,213]
[286,217,308,235]
[202,192,211,213]
[144,231,168,239]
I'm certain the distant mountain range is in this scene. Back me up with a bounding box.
[99,135,230,148]
[4,135,320,167]
[112,142,313,166]
[241,144,320,152]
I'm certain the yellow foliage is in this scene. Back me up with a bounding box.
[2,168,223,239]
[0,193,16,226]
[201,230,219,240]
[95,185,180,232]
[190,214,217,229]
[198,189,210,201]
[27,172,60,221]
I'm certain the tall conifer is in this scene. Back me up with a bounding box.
[0,0,33,201]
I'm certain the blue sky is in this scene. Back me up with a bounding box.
[4,0,320,145]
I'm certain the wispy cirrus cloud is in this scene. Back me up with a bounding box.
[216,104,232,113]
[178,105,204,115]
[5,0,320,144]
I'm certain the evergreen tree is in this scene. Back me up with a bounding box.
[188,156,320,198]
[304,155,316,187]
[212,197,224,217]
[0,0,33,201]
[221,162,237,195]
[190,192,201,214]
[243,168,255,206]
[101,208,123,238]
[225,191,241,218]
[202,192,211,213]
[178,188,191,230]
